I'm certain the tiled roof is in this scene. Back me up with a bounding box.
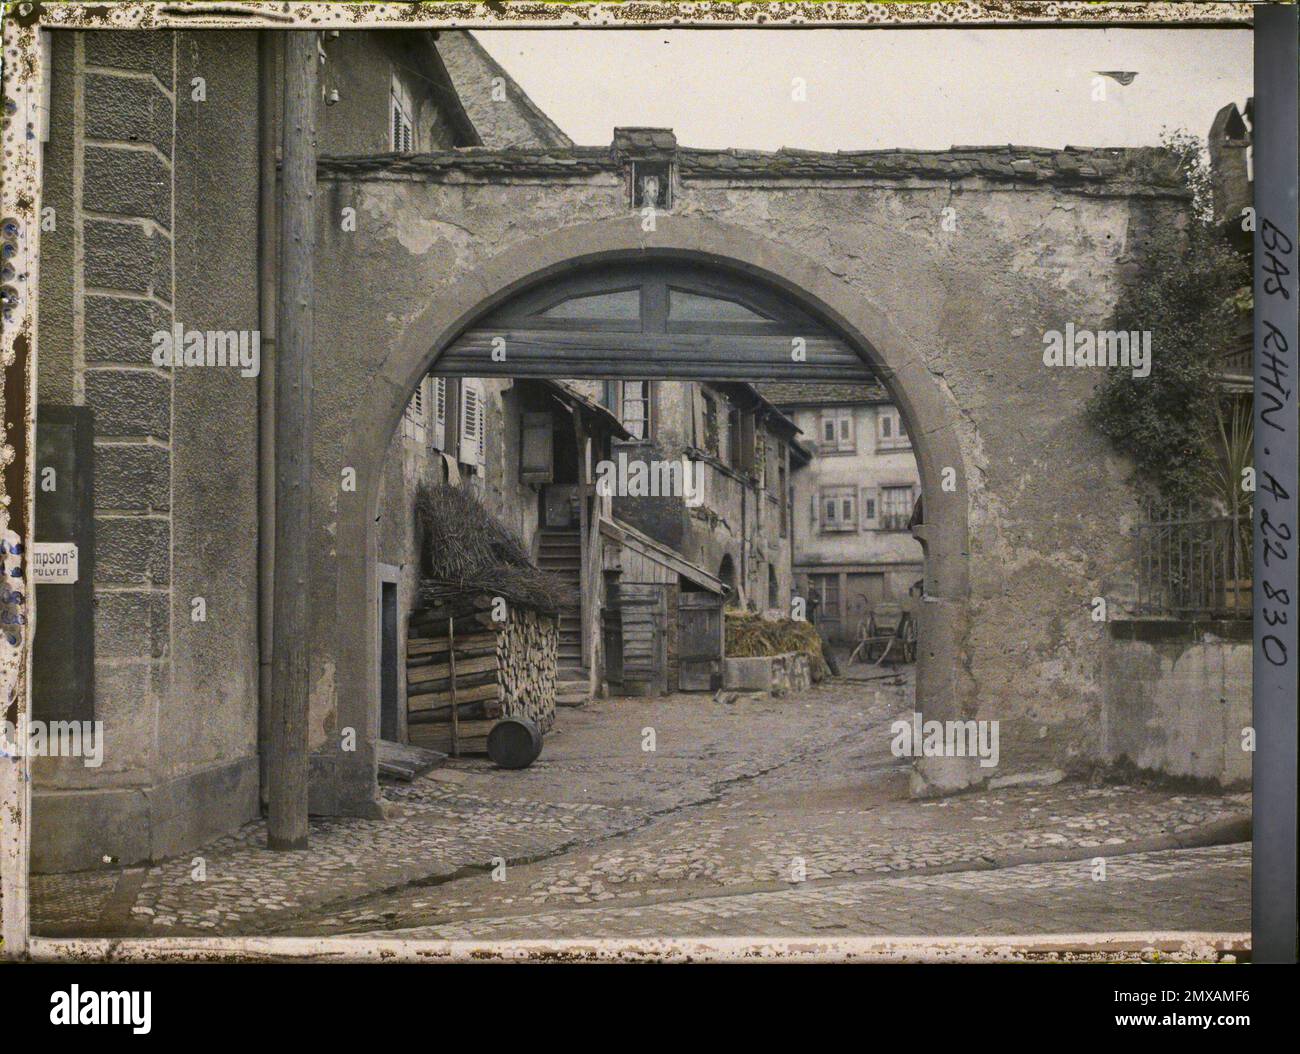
[756,381,892,408]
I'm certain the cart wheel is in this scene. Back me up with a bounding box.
[901,613,917,663]
[864,614,879,663]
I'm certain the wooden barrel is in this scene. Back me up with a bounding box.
[487,717,543,769]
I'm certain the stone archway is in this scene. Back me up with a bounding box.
[329,215,975,813]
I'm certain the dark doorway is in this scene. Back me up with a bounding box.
[380,581,399,741]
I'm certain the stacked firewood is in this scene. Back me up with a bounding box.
[406,592,557,755]
[496,605,558,733]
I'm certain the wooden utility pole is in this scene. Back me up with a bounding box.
[267,31,317,850]
[447,617,460,757]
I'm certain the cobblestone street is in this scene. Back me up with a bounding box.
[31,673,1251,942]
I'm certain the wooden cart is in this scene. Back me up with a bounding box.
[847,584,921,666]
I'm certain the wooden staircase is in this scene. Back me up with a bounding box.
[538,527,589,706]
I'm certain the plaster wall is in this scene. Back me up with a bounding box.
[1103,621,1252,787]
[313,167,1183,804]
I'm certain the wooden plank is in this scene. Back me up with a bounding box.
[435,330,866,382]
[409,722,493,755]
[406,643,497,667]
[407,653,498,685]
[377,740,446,781]
[408,668,498,697]
[408,681,501,711]
[407,699,492,724]
[407,630,499,656]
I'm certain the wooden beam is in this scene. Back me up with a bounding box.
[266,30,317,852]
[433,330,867,381]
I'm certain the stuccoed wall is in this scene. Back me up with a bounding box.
[312,158,1185,808]
[1103,621,1252,787]
[789,403,924,571]
[33,31,262,871]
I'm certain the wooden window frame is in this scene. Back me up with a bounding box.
[818,407,855,454]
[879,484,915,531]
[618,380,653,440]
[877,406,912,451]
[819,484,858,533]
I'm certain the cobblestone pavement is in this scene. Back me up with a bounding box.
[30,671,1252,940]
[362,844,1251,940]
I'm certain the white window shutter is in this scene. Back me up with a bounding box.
[475,382,486,463]
[432,377,446,450]
[459,381,483,466]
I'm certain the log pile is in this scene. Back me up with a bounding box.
[406,591,558,756]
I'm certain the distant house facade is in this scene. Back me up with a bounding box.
[763,383,924,643]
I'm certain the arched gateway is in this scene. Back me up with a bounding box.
[327,217,976,815]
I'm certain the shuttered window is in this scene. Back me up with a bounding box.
[391,75,414,153]
[700,392,719,457]
[819,408,855,453]
[459,380,485,466]
[820,485,858,532]
[431,377,447,450]
[401,380,426,445]
[877,406,910,450]
[860,487,878,530]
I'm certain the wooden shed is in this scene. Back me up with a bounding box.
[599,519,726,696]
[405,589,559,756]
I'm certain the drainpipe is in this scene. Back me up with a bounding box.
[256,30,279,810]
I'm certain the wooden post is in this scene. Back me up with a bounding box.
[448,616,460,756]
[267,31,317,851]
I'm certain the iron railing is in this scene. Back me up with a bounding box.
[1134,508,1252,618]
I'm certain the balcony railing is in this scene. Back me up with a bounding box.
[1134,509,1252,618]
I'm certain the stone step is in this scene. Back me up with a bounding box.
[555,679,591,707]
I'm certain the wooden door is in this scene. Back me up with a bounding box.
[617,583,666,696]
[678,590,723,691]
[379,582,399,742]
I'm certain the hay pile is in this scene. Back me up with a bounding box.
[416,483,576,614]
[724,608,831,681]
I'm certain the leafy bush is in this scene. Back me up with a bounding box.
[1086,132,1251,506]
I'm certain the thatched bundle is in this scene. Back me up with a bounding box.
[416,483,576,614]
[725,608,831,681]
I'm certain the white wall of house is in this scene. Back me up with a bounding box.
[786,401,924,639]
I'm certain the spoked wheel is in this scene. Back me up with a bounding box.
[899,613,917,663]
[848,614,874,665]
[863,614,880,663]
